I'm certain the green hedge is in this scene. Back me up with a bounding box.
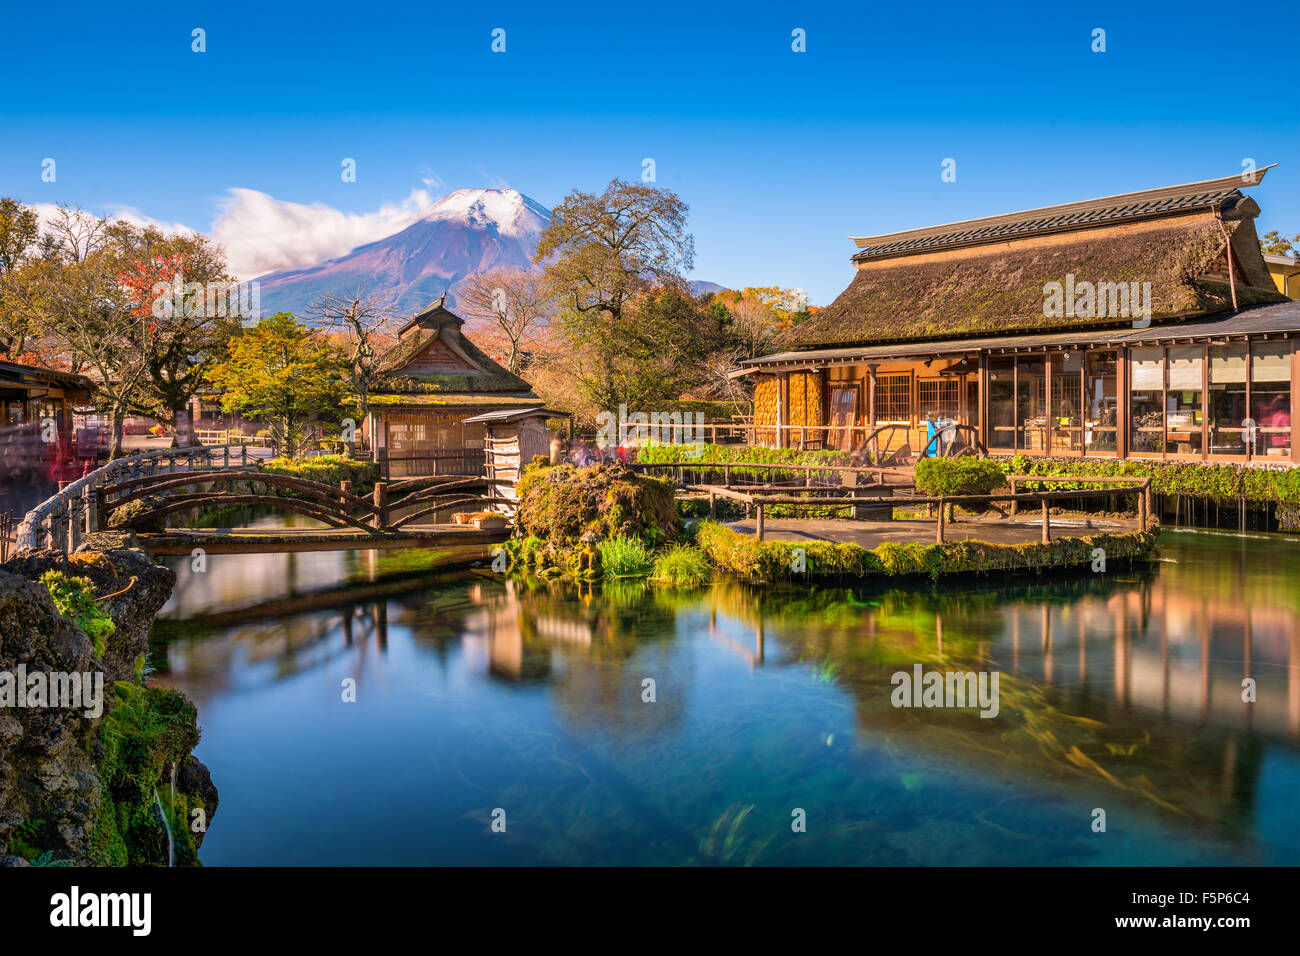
[1000,455,1300,504]
[634,442,853,483]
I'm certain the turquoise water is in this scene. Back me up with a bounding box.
[149,529,1300,865]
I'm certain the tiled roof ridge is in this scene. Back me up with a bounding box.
[850,167,1273,262]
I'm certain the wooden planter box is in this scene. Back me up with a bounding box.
[452,512,474,525]
[472,515,508,531]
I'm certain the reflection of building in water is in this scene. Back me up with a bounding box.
[1000,585,1300,741]
[467,580,689,739]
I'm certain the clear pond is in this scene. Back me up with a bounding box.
[149,525,1300,865]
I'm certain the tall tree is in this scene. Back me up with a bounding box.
[306,289,401,455]
[114,226,238,447]
[0,197,43,357]
[1260,230,1299,257]
[534,180,695,410]
[455,268,554,374]
[12,208,149,457]
[206,313,343,458]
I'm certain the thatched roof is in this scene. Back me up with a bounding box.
[776,218,1284,350]
[375,300,536,396]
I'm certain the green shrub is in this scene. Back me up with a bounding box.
[261,454,378,492]
[914,457,1007,497]
[41,571,115,657]
[515,461,680,550]
[598,535,655,578]
[651,544,713,587]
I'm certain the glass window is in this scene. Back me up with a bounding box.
[873,373,911,423]
[918,378,960,419]
[1129,347,1164,456]
[988,358,1015,449]
[1252,343,1291,458]
[1050,351,1083,454]
[1017,356,1046,451]
[1166,346,1203,456]
[1085,351,1118,453]
[1208,344,1248,456]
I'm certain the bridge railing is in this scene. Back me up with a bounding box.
[14,445,254,554]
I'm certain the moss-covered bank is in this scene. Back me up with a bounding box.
[694,520,1157,584]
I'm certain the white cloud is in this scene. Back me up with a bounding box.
[27,202,195,239]
[211,187,439,280]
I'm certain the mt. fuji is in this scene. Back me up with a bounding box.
[254,188,552,319]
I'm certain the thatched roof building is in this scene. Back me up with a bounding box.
[741,168,1298,465]
[362,298,548,477]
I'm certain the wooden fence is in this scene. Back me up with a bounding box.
[689,475,1153,544]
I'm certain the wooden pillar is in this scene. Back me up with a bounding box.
[935,498,946,544]
[1041,497,1050,544]
[977,353,989,449]
[1117,346,1129,460]
[1292,338,1300,464]
[755,502,764,541]
[341,479,352,507]
[1044,350,1053,455]
[708,491,716,518]
[373,481,387,529]
[867,366,878,432]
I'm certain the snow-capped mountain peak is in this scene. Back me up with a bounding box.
[255,187,552,318]
[423,188,550,238]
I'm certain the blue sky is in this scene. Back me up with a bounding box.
[2,0,1297,304]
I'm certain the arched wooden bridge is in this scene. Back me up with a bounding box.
[16,446,514,555]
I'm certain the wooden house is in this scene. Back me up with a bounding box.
[362,298,547,477]
[740,168,1299,464]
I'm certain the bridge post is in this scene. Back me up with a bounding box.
[340,480,352,507]
[83,483,98,534]
[935,497,946,544]
[69,497,82,552]
[373,481,388,529]
[1041,498,1050,544]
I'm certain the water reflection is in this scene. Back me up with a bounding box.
[150,529,1300,866]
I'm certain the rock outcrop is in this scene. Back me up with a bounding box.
[0,533,217,865]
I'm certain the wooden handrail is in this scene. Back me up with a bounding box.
[696,476,1155,544]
